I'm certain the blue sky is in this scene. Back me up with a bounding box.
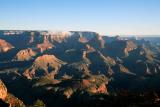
[0,0,160,35]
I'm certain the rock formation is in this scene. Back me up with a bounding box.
[49,31,71,43]
[0,80,7,100]
[23,54,66,79]
[0,39,14,52]
[29,32,35,44]
[37,33,53,52]
[15,48,36,61]
[0,80,25,107]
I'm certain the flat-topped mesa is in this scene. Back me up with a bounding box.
[15,48,36,61]
[0,39,14,52]
[49,31,71,43]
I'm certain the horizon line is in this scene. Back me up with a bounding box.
[0,29,160,37]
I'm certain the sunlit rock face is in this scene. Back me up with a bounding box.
[15,48,36,61]
[97,34,105,48]
[0,80,25,107]
[0,80,7,100]
[81,75,108,94]
[49,31,71,43]
[23,54,66,79]
[78,33,89,43]
[57,75,108,99]
[124,40,137,56]
[33,54,66,70]
[37,33,53,52]
[0,39,14,52]
[98,51,116,66]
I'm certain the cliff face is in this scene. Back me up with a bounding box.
[0,80,25,107]
[49,31,71,43]
[125,41,137,56]
[29,32,35,44]
[0,80,7,100]
[0,39,14,52]
[37,34,53,52]
[88,34,106,49]
[98,51,116,66]
[78,33,89,43]
[107,40,137,57]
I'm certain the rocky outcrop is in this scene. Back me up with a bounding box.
[57,75,108,99]
[124,40,137,56]
[88,34,105,49]
[5,93,25,107]
[107,66,114,76]
[15,48,36,61]
[81,75,108,94]
[37,34,53,52]
[0,80,7,100]
[0,39,14,52]
[69,62,91,76]
[69,51,91,75]
[85,44,96,53]
[61,73,73,80]
[23,54,66,79]
[140,45,155,62]
[0,80,25,107]
[98,51,116,66]
[33,54,66,71]
[108,40,137,57]
[78,33,88,43]
[29,32,35,44]
[63,87,74,99]
[97,35,105,48]
[82,51,88,60]
[119,64,136,75]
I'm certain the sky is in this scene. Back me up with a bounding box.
[0,0,160,35]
